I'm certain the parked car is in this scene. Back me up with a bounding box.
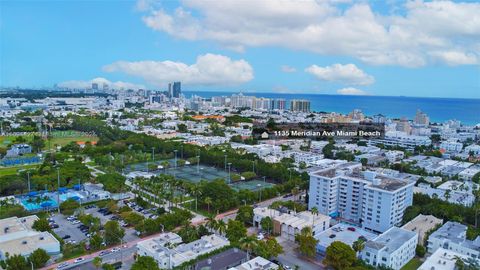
[74,257,84,263]
[62,235,71,239]
[56,262,69,269]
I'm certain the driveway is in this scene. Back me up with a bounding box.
[276,237,325,270]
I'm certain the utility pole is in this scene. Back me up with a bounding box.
[57,168,60,214]
[27,171,31,193]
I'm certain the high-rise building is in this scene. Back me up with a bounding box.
[290,99,310,112]
[172,82,181,98]
[414,109,429,126]
[308,163,414,234]
[275,99,286,110]
[91,83,99,90]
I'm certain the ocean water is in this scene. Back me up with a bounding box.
[184,91,480,125]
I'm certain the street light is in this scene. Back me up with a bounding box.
[57,167,60,214]
[224,154,227,172]
[227,163,232,184]
[196,155,200,173]
[152,147,155,163]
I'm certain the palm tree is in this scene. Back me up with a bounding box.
[311,207,318,227]
[204,197,212,213]
[217,219,227,236]
[352,239,365,256]
[239,236,257,260]
[206,216,218,232]
[191,184,202,212]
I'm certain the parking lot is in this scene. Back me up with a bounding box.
[51,211,90,244]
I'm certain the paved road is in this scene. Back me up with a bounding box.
[63,246,136,270]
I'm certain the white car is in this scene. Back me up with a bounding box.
[74,257,84,263]
[257,233,264,240]
[111,247,120,252]
[56,262,69,269]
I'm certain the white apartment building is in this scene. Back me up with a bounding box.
[308,163,415,233]
[253,207,330,241]
[418,248,469,270]
[440,140,464,153]
[427,222,480,261]
[384,150,405,163]
[137,233,229,269]
[401,214,443,245]
[361,227,418,270]
[0,215,61,260]
[373,131,432,150]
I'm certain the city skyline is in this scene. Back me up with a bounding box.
[1,0,480,98]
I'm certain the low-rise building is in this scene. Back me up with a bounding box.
[195,248,247,270]
[0,215,61,260]
[427,221,480,261]
[253,207,330,241]
[136,233,229,269]
[401,214,443,246]
[361,227,418,270]
[229,256,279,270]
[418,248,469,270]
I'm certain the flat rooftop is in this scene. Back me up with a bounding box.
[365,227,417,253]
[316,223,377,251]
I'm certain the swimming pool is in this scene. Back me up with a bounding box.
[59,191,84,202]
[21,198,58,211]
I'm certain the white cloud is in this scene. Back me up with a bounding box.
[281,65,296,73]
[336,87,369,96]
[103,53,253,87]
[305,63,374,85]
[140,0,480,67]
[58,77,145,90]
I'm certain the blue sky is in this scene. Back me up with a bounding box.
[1,0,479,98]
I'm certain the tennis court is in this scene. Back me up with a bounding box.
[162,165,230,183]
[230,179,276,191]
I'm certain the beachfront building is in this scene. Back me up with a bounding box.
[136,233,229,269]
[0,215,60,260]
[308,162,415,233]
[372,131,431,150]
[361,227,418,270]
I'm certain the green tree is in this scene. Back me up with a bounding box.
[90,233,104,251]
[5,253,29,270]
[31,136,45,153]
[96,173,126,193]
[239,236,257,260]
[32,218,51,232]
[294,227,318,258]
[236,205,254,225]
[226,219,247,244]
[102,264,115,270]
[260,217,273,234]
[93,257,103,270]
[104,220,125,245]
[352,239,365,255]
[254,238,284,259]
[324,241,357,270]
[416,245,426,258]
[28,248,50,268]
[131,256,160,270]
[59,198,80,215]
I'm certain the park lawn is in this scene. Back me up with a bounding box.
[45,135,98,149]
[401,258,423,270]
[0,164,38,176]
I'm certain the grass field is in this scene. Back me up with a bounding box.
[0,164,39,176]
[401,258,423,270]
[0,131,98,150]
